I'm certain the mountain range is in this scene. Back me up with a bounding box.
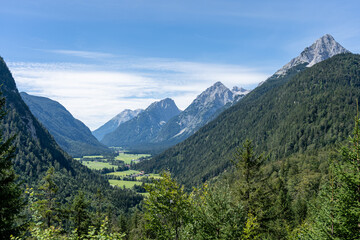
[20,92,110,157]
[92,109,143,141]
[136,34,355,188]
[100,82,249,152]
[101,98,181,149]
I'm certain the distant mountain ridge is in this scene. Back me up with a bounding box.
[101,82,249,153]
[20,92,110,157]
[155,81,239,144]
[101,98,181,148]
[92,109,143,141]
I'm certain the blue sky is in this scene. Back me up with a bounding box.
[1,0,360,129]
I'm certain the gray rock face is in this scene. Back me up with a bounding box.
[155,82,238,143]
[92,109,143,141]
[275,34,350,76]
[101,98,181,147]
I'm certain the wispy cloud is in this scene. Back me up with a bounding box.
[8,55,269,130]
[49,49,116,59]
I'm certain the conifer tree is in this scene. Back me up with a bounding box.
[232,140,273,237]
[143,171,191,240]
[303,113,360,239]
[34,167,61,229]
[233,140,266,214]
[71,191,91,238]
[0,93,25,239]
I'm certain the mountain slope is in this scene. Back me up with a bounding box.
[92,109,143,141]
[137,55,356,188]
[275,34,349,76]
[0,56,141,209]
[20,92,110,157]
[155,82,236,145]
[101,98,181,148]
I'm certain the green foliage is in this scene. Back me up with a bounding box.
[143,171,191,240]
[242,213,260,240]
[32,167,62,229]
[190,183,245,239]
[138,54,360,190]
[302,114,360,239]
[20,92,110,157]
[0,92,25,239]
[233,140,266,214]
[0,55,143,229]
[71,191,91,238]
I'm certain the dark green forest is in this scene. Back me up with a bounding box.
[138,53,360,189]
[20,92,111,157]
[1,54,360,239]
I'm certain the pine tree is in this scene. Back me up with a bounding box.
[143,171,191,240]
[303,112,360,239]
[34,167,61,229]
[333,113,360,238]
[71,191,91,238]
[232,140,273,237]
[190,183,246,239]
[233,140,266,214]
[0,92,25,239]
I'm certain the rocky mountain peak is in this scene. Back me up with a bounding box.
[195,81,233,106]
[147,98,179,111]
[112,109,143,125]
[275,34,350,76]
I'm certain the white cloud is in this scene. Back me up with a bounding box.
[49,49,116,59]
[8,57,269,130]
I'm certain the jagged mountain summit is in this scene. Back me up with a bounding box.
[101,98,181,148]
[155,82,238,144]
[232,86,250,102]
[92,109,143,141]
[20,92,110,157]
[275,34,350,76]
[137,36,355,188]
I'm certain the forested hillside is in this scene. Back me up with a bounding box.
[0,56,142,218]
[138,53,360,188]
[20,92,110,157]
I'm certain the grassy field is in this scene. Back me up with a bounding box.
[109,180,143,188]
[115,152,151,164]
[136,173,161,180]
[107,170,140,177]
[82,161,117,170]
[82,155,104,159]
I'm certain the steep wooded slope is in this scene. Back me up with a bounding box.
[20,92,110,157]
[138,53,360,188]
[0,57,141,209]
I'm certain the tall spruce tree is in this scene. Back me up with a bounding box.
[34,167,61,229]
[0,93,25,239]
[303,113,360,239]
[232,140,274,238]
[233,140,267,215]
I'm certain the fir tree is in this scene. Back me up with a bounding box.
[0,92,25,239]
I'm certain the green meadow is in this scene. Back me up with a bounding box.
[107,170,141,177]
[82,161,117,170]
[109,180,143,188]
[82,155,104,159]
[115,152,150,164]
[136,173,161,180]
